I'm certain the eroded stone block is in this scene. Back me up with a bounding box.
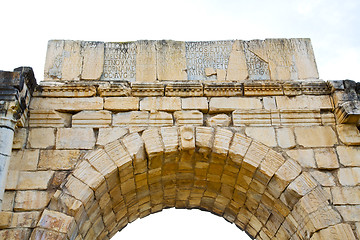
[56,128,95,150]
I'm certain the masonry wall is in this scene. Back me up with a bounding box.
[0,39,360,240]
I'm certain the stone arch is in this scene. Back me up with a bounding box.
[30,126,355,240]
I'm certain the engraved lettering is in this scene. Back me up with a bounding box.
[185,41,233,80]
[101,42,136,81]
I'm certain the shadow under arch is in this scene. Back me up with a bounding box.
[30,126,353,240]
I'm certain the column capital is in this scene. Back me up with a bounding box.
[0,67,37,128]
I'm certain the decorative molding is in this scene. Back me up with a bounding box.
[131,83,164,97]
[203,82,243,96]
[335,101,360,124]
[165,83,203,97]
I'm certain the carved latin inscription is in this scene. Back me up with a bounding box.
[185,41,234,80]
[102,42,136,81]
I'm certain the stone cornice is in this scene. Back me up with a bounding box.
[0,67,37,127]
[33,80,333,98]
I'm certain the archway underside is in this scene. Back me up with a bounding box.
[29,127,355,240]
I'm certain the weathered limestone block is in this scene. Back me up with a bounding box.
[186,40,233,81]
[142,129,164,168]
[228,133,252,165]
[226,40,248,81]
[331,187,360,205]
[276,128,296,149]
[101,42,136,81]
[85,149,118,190]
[9,149,39,171]
[282,172,317,207]
[334,101,360,124]
[81,41,104,80]
[245,127,277,147]
[195,127,214,153]
[37,209,76,234]
[179,126,195,151]
[314,148,339,169]
[149,112,173,126]
[206,114,231,127]
[113,111,149,126]
[8,211,41,228]
[64,175,94,206]
[160,127,179,154]
[44,40,82,81]
[336,146,360,166]
[232,110,271,126]
[335,205,360,221]
[174,110,203,125]
[0,212,12,229]
[98,83,131,97]
[213,128,233,156]
[27,128,55,149]
[140,97,181,112]
[279,110,321,126]
[257,150,285,185]
[38,150,79,170]
[30,97,103,111]
[304,206,342,233]
[135,40,157,82]
[336,124,360,145]
[310,171,336,186]
[14,191,50,211]
[181,97,208,112]
[121,133,146,173]
[246,39,318,80]
[96,127,128,146]
[157,40,187,81]
[56,128,95,149]
[17,171,54,190]
[268,159,302,198]
[338,167,360,186]
[29,110,71,127]
[12,128,27,149]
[275,96,332,110]
[72,161,104,191]
[5,170,19,190]
[286,149,316,168]
[0,228,31,239]
[72,110,112,128]
[209,97,262,113]
[311,223,356,240]
[104,97,139,111]
[294,126,338,147]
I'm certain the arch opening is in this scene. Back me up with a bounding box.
[112,208,252,240]
[30,127,350,240]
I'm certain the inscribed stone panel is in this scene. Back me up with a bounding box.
[185,41,233,80]
[101,42,136,81]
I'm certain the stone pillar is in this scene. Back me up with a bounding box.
[0,67,36,209]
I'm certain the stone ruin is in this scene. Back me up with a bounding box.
[0,38,359,239]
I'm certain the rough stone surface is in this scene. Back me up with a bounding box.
[245,127,277,147]
[56,128,96,149]
[337,124,360,145]
[336,146,360,166]
[27,128,55,149]
[294,126,338,147]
